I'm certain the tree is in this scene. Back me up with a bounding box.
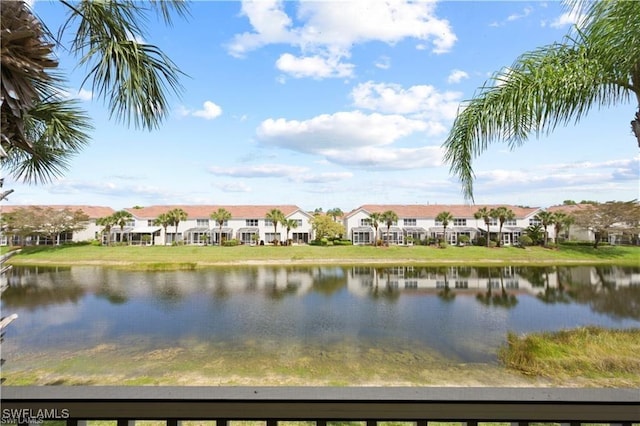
[112,210,133,243]
[474,207,493,247]
[381,210,399,245]
[153,212,172,246]
[168,208,188,244]
[310,213,345,242]
[435,211,454,245]
[524,224,545,246]
[282,218,299,244]
[2,206,88,245]
[573,200,640,248]
[327,208,343,222]
[551,211,569,244]
[265,208,285,245]
[535,210,555,247]
[1,1,187,185]
[368,212,382,245]
[210,208,232,246]
[492,207,515,247]
[443,1,640,200]
[96,214,116,245]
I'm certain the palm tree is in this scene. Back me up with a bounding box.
[210,208,232,246]
[535,210,555,247]
[282,218,299,245]
[265,208,285,245]
[381,210,399,245]
[551,211,568,244]
[96,215,117,245]
[112,210,133,243]
[168,208,188,244]
[474,207,493,247]
[1,1,188,184]
[435,211,454,246]
[492,207,515,247]
[443,1,640,200]
[327,208,343,222]
[153,213,172,246]
[368,212,382,246]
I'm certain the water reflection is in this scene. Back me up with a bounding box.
[1,264,639,362]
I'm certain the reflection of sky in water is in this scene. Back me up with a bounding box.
[2,265,639,363]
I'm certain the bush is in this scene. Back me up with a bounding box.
[458,235,470,246]
[438,240,448,249]
[223,239,239,247]
[519,235,533,247]
[476,236,487,247]
[333,239,353,245]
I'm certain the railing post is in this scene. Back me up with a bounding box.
[216,419,229,426]
[267,420,277,426]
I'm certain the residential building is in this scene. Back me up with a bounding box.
[344,204,541,246]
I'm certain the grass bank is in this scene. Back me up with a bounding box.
[499,327,640,387]
[5,244,639,268]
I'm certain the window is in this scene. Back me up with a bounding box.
[246,219,258,227]
[265,219,273,227]
[529,218,541,226]
[147,220,155,226]
[488,218,498,226]
[126,220,135,227]
[360,218,372,226]
[196,219,209,227]
[403,218,416,226]
[295,219,303,227]
[505,219,517,226]
[453,218,467,226]
[455,280,468,289]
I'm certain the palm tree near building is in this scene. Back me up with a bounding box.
[535,210,555,247]
[210,208,232,246]
[381,210,399,245]
[435,211,454,246]
[368,212,382,246]
[168,208,188,245]
[265,208,285,245]
[283,218,299,244]
[1,1,187,184]
[327,208,343,222]
[560,213,575,241]
[153,213,172,245]
[96,215,117,245]
[443,0,640,201]
[474,207,493,247]
[492,207,515,247]
[112,210,133,243]
[551,211,569,244]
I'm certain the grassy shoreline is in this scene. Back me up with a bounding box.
[5,243,639,268]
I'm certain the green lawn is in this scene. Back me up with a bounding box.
[5,243,639,268]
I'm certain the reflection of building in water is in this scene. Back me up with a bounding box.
[346,266,638,298]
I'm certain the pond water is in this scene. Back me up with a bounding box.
[1,265,639,385]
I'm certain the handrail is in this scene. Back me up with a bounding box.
[2,387,638,422]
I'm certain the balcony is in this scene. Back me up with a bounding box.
[1,387,638,424]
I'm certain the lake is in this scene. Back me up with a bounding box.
[1,265,639,386]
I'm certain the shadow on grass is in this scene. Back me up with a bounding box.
[558,243,636,260]
[15,243,91,256]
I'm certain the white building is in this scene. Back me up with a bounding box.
[343,204,541,246]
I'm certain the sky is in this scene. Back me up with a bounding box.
[5,0,639,212]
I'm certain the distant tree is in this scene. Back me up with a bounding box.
[535,210,555,247]
[573,200,640,248]
[551,211,568,244]
[310,214,345,241]
[368,212,382,245]
[265,208,285,245]
[492,207,515,247]
[327,208,343,222]
[168,208,188,244]
[282,218,299,244]
[210,208,232,246]
[112,210,133,243]
[435,211,454,245]
[314,207,324,214]
[3,206,88,245]
[562,200,577,205]
[381,210,399,245]
[474,207,493,247]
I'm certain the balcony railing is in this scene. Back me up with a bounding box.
[1,387,638,424]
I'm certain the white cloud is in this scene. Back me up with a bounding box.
[257,111,428,153]
[374,56,391,70]
[192,101,223,120]
[276,53,354,79]
[350,81,462,126]
[507,6,532,22]
[209,164,354,184]
[295,172,353,183]
[227,0,456,79]
[215,182,252,193]
[324,146,443,170]
[447,69,469,84]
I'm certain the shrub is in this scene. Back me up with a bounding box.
[223,239,239,247]
[438,240,448,249]
[519,235,533,247]
[333,239,353,246]
[476,236,487,247]
[458,235,470,246]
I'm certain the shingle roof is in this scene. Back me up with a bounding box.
[1,205,115,219]
[547,204,592,214]
[124,205,305,219]
[347,204,540,219]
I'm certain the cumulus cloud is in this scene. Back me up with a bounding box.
[324,146,443,170]
[48,179,170,200]
[447,69,469,84]
[257,111,428,153]
[192,101,223,120]
[350,81,462,125]
[374,56,391,70]
[549,9,582,28]
[227,0,456,79]
[209,164,354,184]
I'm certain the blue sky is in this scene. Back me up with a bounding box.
[6,0,639,212]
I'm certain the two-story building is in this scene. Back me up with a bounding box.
[343,204,541,246]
